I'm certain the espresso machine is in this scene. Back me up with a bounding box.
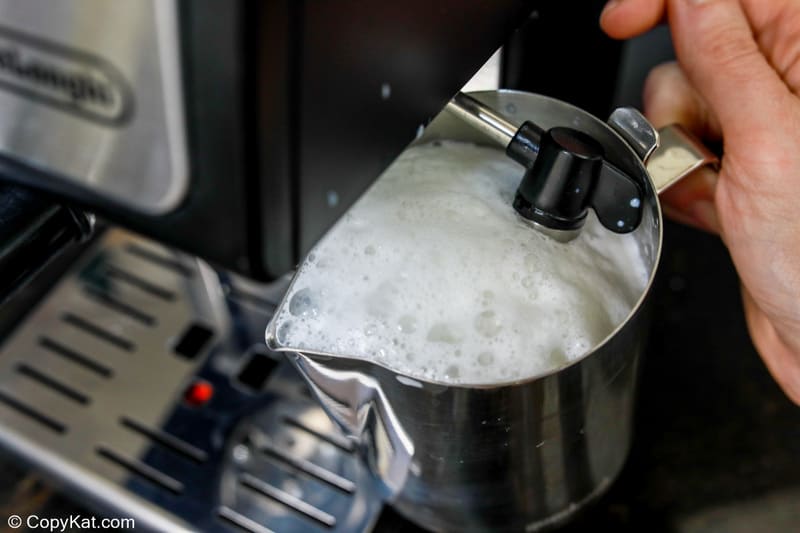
[0,1,634,531]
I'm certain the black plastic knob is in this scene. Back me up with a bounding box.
[507,123,643,235]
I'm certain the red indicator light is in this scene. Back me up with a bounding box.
[184,380,213,407]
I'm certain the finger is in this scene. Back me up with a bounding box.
[668,0,791,141]
[643,61,722,139]
[600,0,666,39]
[642,61,722,233]
[660,166,721,234]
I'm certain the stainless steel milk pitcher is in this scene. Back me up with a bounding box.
[265,90,716,532]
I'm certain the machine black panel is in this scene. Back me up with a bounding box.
[295,1,537,255]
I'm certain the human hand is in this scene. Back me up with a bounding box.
[600,0,800,405]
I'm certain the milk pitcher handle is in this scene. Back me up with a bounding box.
[608,108,719,194]
[287,352,414,498]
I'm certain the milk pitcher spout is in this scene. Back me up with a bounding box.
[284,352,414,499]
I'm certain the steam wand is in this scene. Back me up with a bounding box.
[446,92,643,242]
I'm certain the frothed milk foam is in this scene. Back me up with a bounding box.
[269,141,650,384]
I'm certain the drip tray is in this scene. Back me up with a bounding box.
[0,229,383,532]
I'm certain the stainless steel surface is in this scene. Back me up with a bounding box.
[647,124,719,194]
[446,91,518,148]
[267,90,666,532]
[0,0,188,214]
[288,353,414,499]
[607,107,659,162]
[523,218,581,243]
[0,229,383,532]
[67,209,96,242]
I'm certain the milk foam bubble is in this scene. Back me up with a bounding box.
[268,140,650,384]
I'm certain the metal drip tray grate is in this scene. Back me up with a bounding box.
[0,229,383,532]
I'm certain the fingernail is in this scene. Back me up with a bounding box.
[691,200,721,234]
[601,0,622,16]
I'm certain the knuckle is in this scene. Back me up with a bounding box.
[645,61,680,88]
[643,62,698,127]
[644,61,685,101]
[706,35,762,80]
[690,1,763,78]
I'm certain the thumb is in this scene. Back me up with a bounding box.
[668,0,789,141]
